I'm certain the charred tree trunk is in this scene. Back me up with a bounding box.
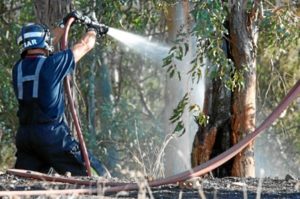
[191,73,233,177]
[192,0,261,177]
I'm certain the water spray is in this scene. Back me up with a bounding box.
[107,27,170,62]
[78,11,170,62]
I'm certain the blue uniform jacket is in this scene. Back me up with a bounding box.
[12,49,75,122]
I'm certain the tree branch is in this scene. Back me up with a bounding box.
[0,5,23,16]
[136,81,155,119]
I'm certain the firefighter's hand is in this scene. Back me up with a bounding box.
[59,10,84,28]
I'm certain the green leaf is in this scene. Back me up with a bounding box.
[184,42,189,56]
[177,71,181,81]
[169,68,175,78]
[173,121,186,136]
[175,45,183,60]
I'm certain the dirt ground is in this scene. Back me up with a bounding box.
[0,171,300,199]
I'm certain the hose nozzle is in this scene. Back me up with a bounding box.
[81,13,109,37]
[97,23,109,36]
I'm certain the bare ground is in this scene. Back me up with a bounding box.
[0,171,300,198]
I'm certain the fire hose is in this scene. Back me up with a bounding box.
[5,80,299,195]
[61,15,109,177]
[61,17,92,176]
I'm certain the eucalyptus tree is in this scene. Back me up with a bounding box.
[165,0,299,177]
[164,0,258,177]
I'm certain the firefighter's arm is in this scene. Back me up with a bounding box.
[71,30,97,63]
[70,15,108,63]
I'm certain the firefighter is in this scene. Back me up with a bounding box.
[12,11,110,176]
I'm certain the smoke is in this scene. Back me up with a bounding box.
[254,128,300,178]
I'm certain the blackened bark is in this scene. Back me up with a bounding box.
[191,76,233,177]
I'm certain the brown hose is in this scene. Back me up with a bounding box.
[61,17,92,176]
[6,72,300,193]
[6,169,129,187]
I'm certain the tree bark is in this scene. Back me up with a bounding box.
[191,0,260,177]
[228,1,259,177]
[33,0,73,28]
[191,75,233,177]
[96,48,116,172]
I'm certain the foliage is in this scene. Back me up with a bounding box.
[71,0,169,176]
[90,99,164,177]
[256,2,300,174]
[168,92,210,135]
[0,0,34,171]
[169,93,189,136]
[162,33,189,81]
[163,1,232,134]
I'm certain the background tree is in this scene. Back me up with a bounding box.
[165,0,259,177]
[163,0,204,177]
[188,0,299,177]
[254,0,300,176]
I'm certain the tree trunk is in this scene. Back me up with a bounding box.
[229,1,259,177]
[88,52,97,141]
[96,47,116,172]
[191,0,260,177]
[33,0,73,29]
[164,1,188,177]
[164,0,204,176]
[191,73,233,177]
